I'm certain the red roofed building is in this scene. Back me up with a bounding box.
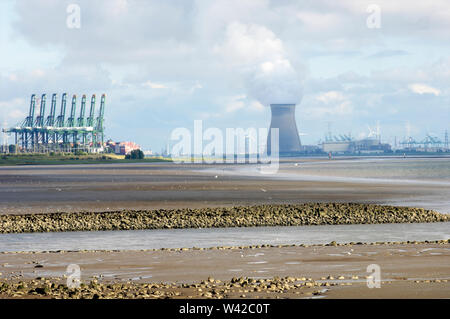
[115,141,140,155]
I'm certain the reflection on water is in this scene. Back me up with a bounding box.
[0,222,448,252]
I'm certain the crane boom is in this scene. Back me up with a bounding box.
[77,94,86,127]
[45,93,57,126]
[66,95,77,127]
[34,94,46,127]
[23,94,36,127]
[87,94,96,127]
[96,94,105,131]
[56,93,67,127]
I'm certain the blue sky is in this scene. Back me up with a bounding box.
[1,0,449,151]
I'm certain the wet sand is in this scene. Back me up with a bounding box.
[0,159,449,215]
[0,242,449,298]
[1,158,448,298]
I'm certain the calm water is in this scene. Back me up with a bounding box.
[214,157,450,212]
[222,157,450,183]
[1,157,449,252]
[0,222,448,252]
[281,157,450,181]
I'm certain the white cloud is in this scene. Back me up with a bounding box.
[304,100,353,118]
[213,22,284,66]
[409,83,441,96]
[31,69,45,77]
[0,98,28,126]
[225,100,245,113]
[224,94,247,113]
[316,91,345,104]
[249,100,264,112]
[214,22,303,105]
[296,11,343,32]
[142,81,168,89]
[4,0,450,149]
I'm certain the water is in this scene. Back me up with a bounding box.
[210,157,450,213]
[217,157,450,183]
[1,157,449,252]
[0,222,448,252]
[281,157,450,182]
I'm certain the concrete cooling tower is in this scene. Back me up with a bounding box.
[266,104,301,154]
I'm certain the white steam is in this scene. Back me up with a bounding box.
[247,58,303,105]
[216,22,303,106]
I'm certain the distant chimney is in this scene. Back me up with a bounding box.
[267,104,301,154]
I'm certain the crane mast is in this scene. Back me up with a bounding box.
[94,94,106,145]
[66,95,77,127]
[77,95,86,127]
[46,94,57,127]
[56,93,67,127]
[23,94,36,128]
[87,94,96,127]
[35,94,46,127]
[6,92,106,152]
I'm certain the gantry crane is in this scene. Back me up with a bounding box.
[6,93,106,152]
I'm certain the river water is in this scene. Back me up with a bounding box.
[0,156,449,252]
[0,222,448,252]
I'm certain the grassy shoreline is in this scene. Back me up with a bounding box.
[0,203,447,234]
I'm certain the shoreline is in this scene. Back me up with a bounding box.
[0,203,448,234]
[1,238,449,254]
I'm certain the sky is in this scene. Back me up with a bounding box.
[1,0,449,152]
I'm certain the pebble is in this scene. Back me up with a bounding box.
[1,203,447,234]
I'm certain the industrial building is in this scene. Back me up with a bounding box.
[267,104,302,154]
[115,141,141,155]
[321,136,391,154]
[2,93,106,153]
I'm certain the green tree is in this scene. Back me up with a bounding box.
[125,149,144,159]
[8,144,16,154]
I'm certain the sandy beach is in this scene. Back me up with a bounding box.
[1,241,449,298]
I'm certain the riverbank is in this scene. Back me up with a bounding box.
[0,241,448,299]
[0,203,448,233]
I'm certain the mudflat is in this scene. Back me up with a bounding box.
[0,159,449,215]
[0,242,448,298]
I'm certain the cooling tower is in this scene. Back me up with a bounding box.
[267,104,301,154]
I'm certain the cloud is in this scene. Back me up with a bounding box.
[367,50,409,59]
[409,83,441,96]
[316,91,346,104]
[223,95,265,114]
[304,91,353,119]
[215,22,303,105]
[224,95,246,113]
[4,0,450,148]
[246,58,303,105]
[0,98,28,126]
[296,11,344,32]
[213,22,284,65]
[142,81,168,89]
